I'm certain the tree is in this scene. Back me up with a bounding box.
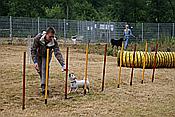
[45,5,64,19]
[8,0,46,17]
[0,0,9,16]
[0,0,174,22]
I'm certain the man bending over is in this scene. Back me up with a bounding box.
[31,27,66,95]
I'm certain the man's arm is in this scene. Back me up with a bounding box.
[129,29,135,37]
[123,29,125,36]
[31,34,40,64]
[54,40,65,69]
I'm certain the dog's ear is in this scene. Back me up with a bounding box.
[69,73,71,77]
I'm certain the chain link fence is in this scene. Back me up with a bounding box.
[0,16,174,43]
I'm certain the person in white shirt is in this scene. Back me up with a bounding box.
[123,25,135,49]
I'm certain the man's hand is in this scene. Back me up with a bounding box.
[61,65,66,72]
[34,63,39,72]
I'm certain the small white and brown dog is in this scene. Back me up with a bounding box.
[68,73,89,93]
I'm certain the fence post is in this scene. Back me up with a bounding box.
[93,21,95,42]
[27,35,32,64]
[9,16,12,42]
[85,20,88,43]
[77,21,79,36]
[114,22,116,40]
[32,18,34,36]
[83,21,87,42]
[91,20,93,42]
[173,23,174,38]
[109,21,111,43]
[79,21,82,36]
[158,23,160,40]
[106,21,108,43]
[63,19,66,42]
[142,23,144,42]
[37,17,40,33]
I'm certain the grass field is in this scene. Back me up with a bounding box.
[0,44,175,117]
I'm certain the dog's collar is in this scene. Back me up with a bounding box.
[71,80,76,83]
[72,77,77,80]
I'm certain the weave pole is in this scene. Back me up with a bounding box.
[45,49,49,104]
[130,44,137,86]
[22,52,26,110]
[65,47,69,99]
[101,44,107,91]
[84,44,89,95]
[152,42,158,82]
[117,43,124,88]
[141,41,148,84]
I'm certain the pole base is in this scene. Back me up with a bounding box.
[130,82,132,86]
[45,99,47,104]
[141,80,143,84]
[152,78,154,82]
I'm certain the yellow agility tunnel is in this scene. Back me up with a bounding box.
[117,51,175,68]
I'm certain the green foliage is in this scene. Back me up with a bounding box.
[45,5,63,19]
[107,47,114,56]
[72,1,99,20]
[0,0,9,16]
[7,0,46,17]
[0,0,175,22]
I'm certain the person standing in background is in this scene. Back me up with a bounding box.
[123,24,135,50]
